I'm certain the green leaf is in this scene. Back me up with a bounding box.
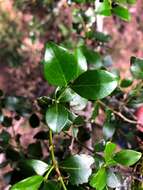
[120,78,133,88]
[70,93,88,111]
[96,0,112,16]
[113,150,142,166]
[112,5,131,21]
[81,45,102,67]
[46,104,68,133]
[86,31,111,43]
[43,42,77,86]
[107,171,121,188]
[71,70,118,100]
[127,0,136,4]
[28,142,43,159]
[11,175,43,190]
[74,47,87,77]
[61,154,94,185]
[90,167,107,190]
[42,181,60,190]
[130,56,143,79]
[104,142,117,166]
[20,160,49,176]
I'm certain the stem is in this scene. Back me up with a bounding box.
[98,100,138,124]
[49,129,67,190]
[44,165,54,181]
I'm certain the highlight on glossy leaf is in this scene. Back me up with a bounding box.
[61,154,94,185]
[45,104,68,133]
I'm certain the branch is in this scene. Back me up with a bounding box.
[98,100,138,125]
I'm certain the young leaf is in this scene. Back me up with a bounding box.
[71,70,118,100]
[90,167,107,190]
[61,154,94,185]
[46,104,68,133]
[104,142,117,166]
[19,160,49,176]
[74,47,87,77]
[130,56,143,79]
[107,171,121,188]
[96,0,112,16]
[112,5,131,21]
[113,150,142,166]
[11,175,43,190]
[43,42,77,86]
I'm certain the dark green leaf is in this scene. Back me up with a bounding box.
[28,142,42,159]
[11,175,43,190]
[42,181,60,190]
[43,42,77,86]
[90,167,107,190]
[19,160,49,176]
[86,31,111,43]
[29,114,40,128]
[130,56,143,79]
[113,150,142,166]
[112,5,131,21]
[120,78,133,88]
[0,130,10,144]
[46,104,68,133]
[61,154,94,185]
[81,45,102,66]
[2,116,12,127]
[71,70,118,100]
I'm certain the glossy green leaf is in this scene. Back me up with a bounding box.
[81,45,102,67]
[70,93,88,111]
[74,47,87,77]
[11,175,43,190]
[130,56,143,79]
[104,142,117,166]
[46,104,68,133]
[71,70,118,100]
[113,150,142,166]
[107,171,121,188]
[112,5,131,21]
[86,31,111,43]
[90,167,107,190]
[96,0,111,16]
[43,42,77,86]
[61,154,94,185]
[20,160,49,176]
[120,78,133,88]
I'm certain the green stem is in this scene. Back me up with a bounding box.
[44,165,54,181]
[49,129,67,190]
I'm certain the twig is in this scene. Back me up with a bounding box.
[98,100,138,125]
[49,129,67,190]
